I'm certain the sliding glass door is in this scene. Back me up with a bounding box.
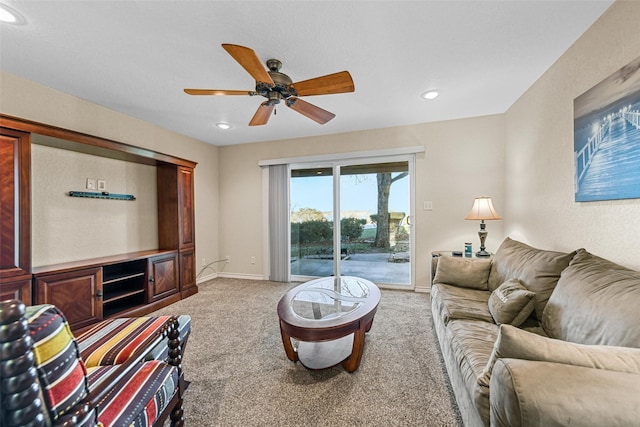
[290,158,413,287]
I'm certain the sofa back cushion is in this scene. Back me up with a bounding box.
[26,304,91,424]
[488,238,576,319]
[542,249,640,347]
[433,255,492,290]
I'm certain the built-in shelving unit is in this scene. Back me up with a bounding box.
[102,259,147,317]
[1,113,198,331]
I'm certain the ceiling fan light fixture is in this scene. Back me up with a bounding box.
[216,122,231,130]
[421,90,439,100]
[0,3,26,24]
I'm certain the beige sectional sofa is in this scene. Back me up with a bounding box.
[430,237,640,427]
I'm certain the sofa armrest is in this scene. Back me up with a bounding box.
[490,358,640,427]
[479,324,640,386]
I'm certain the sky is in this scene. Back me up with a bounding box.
[291,173,409,216]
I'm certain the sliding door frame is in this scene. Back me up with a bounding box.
[289,154,416,288]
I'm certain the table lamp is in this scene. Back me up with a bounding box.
[464,197,502,257]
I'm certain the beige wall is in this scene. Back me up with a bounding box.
[0,71,220,278]
[504,1,640,269]
[219,116,506,287]
[31,143,158,266]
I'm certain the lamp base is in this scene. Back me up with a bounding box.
[475,250,491,257]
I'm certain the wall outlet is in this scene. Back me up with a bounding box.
[201,258,206,267]
[423,200,433,211]
[86,178,96,190]
[250,256,256,264]
[97,179,106,191]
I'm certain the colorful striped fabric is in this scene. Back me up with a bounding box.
[25,304,92,425]
[87,361,179,427]
[77,315,191,367]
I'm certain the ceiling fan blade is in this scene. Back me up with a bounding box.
[292,71,355,96]
[249,102,275,126]
[286,97,336,124]
[222,44,274,85]
[184,89,254,96]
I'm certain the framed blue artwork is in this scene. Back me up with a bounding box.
[574,55,640,202]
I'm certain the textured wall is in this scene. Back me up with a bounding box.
[31,144,158,266]
[504,1,640,269]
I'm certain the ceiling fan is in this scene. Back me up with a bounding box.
[184,44,355,126]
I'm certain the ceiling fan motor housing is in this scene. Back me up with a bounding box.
[255,59,297,102]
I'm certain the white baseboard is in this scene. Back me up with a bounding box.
[217,272,267,281]
[196,272,218,284]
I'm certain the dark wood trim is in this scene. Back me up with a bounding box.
[0,114,197,168]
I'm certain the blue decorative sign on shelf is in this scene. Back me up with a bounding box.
[68,191,136,201]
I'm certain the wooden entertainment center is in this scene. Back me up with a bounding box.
[0,114,197,330]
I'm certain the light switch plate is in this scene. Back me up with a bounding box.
[424,200,433,211]
[86,178,96,190]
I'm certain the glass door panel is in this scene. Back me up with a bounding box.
[290,167,334,278]
[339,162,411,285]
[290,159,412,287]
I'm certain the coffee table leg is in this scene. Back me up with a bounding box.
[365,317,375,333]
[341,325,366,373]
[279,321,298,362]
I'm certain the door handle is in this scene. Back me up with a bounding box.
[96,290,103,301]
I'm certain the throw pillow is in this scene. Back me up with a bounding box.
[488,279,535,326]
[477,324,640,387]
[433,255,492,290]
[487,237,577,319]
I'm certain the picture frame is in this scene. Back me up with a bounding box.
[574,55,640,202]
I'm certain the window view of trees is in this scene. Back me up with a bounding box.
[291,162,409,274]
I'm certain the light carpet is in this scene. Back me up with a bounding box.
[152,277,462,426]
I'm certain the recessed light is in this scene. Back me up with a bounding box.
[0,3,26,25]
[421,90,439,100]
[216,122,231,130]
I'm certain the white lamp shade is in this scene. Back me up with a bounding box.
[464,197,502,221]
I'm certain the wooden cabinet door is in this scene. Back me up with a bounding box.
[0,276,32,304]
[179,249,196,296]
[178,166,195,248]
[0,129,30,282]
[35,267,102,330]
[148,252,179,301]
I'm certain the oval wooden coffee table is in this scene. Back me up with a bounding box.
[277,276,380,373]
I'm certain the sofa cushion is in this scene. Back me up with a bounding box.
[87,360,179,427]
[433,255,492,290]
[479,324,640,387]
[487,237,576,319]
[447,319,499,424]
[488,279,535,326]
[542,249,640,347]
[77,315,191,367]
[431,283,493,324]
[490,359,640,427]
[25,304,91,425]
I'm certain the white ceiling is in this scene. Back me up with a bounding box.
[0,1,613,146]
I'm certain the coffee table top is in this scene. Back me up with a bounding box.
[278,276,380,329]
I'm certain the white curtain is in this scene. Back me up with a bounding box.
[268,164,291,282]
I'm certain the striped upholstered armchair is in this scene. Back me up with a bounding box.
[0,300,190,427]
